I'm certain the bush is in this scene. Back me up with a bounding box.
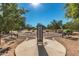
[63,29,73,35]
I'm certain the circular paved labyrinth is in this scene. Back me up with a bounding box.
[15,38,66,56]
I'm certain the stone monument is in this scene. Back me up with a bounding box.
[37,24,43,45]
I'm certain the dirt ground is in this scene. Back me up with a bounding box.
[1,40,17,56]
[55,37,79,56]
[1,37,79,56]
[1,32,79,56]
[0,38,25,56]
[6,37,79,56]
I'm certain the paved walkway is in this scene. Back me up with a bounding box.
[44,39,66,56]
[15,38,66,56]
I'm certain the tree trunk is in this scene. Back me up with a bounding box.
[11,30,12,39]
[17,34,18,38]
[0,32,2,48]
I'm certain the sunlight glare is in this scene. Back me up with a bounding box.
[31,2,40,8]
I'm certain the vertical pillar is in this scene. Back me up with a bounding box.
[37,24,43,45]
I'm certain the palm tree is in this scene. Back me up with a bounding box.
[47,20,63,32]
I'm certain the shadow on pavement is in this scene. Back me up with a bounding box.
[37,45,48,56]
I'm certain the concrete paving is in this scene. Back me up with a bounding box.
[44,38,66,56]
[15,38,66,56]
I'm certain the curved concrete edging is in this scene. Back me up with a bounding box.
[55,39,67,56]
[53,39,67,56]
[15,38,66,56]
[15,39,38,56]
[43,38,66,56]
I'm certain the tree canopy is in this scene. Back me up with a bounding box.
[0,3,27,46]
[47,20,63,30]
[0,3,27,33]
[65,3,79,22]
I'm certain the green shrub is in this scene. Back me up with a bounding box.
[63,29,73,34]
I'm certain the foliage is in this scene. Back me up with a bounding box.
[63,21,79,31]
[47,20,63,31]
[0,3,27,45]
[63,29,73,34]
[26,24,36,31]
[65,3,79,22]
[1,3,27,33]
[37,23,46,30]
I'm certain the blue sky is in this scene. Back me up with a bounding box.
[18,3,69,27]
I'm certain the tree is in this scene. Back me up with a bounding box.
[26,24,33,31]
[65,3,79,31]
[0,4,3,46]
[0,3,27,46]
[65,3,79,22]
[3,3,27,36]
[63,21,79,31]
[36,23,46,30]
[3,4,27,32]
[47,20,63,32]
[0,15,3,46]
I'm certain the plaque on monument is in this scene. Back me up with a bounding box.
[37,24,43,45]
